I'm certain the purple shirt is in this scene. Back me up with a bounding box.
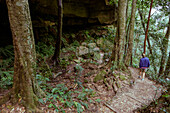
[139,57,150,68]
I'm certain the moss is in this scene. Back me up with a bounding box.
[113,74,118,78]
[93,70,106,83]
[119,75,126,81]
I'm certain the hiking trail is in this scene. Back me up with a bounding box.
[100,67,165,113]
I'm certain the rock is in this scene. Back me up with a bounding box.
[96,38,113,52]
[94,52,101,61]
[81,42,87,46]
[88,43,96,49]
[93,47,100,52]
[96,38,104,46]
[93,70,106,83]
[78,46,89,56]
[97,53,104,64]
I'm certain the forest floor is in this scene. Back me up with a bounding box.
[0,27,168,112]
[0,61,167,113]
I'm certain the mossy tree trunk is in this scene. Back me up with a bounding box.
[117,0,127,66]
[159,16,170,76]
[108,0,127,68]
[124,0,137,66]
[6,0,44,111]
[109,27,118,64]
[53,0,63,65]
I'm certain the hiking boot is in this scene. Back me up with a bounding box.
[142,78,144,81]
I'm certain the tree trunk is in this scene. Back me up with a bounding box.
[6,0,44,111]
[53,0,63,65]
[143,0,153,54]
[117,0,127,65]
[164,52,170,77]
[138,8,152,54]
[124,0,130,57]
[159,16,170,76]
[108,0,127,69]
[134,33,139,58]
[124,0,137,66]
[109,27,118,65]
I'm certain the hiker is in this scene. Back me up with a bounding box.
[139,53,150,80]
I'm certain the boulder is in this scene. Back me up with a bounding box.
[81,42,87,47]
[96,38,113,52]
[77,46,89,56]
[88,43,96,49]
[93,47,100,52]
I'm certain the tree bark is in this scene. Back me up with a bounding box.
[164,52,170,77]
[109,27,118,64]
[53,0,63,65]
[124,0,130,56]
[117,0,127,65]
[6,0,44,111]
[124,0,137,66]
[138,8,152,54]
[143,0,153,54]
[108,0,127,69]
[159,16,170,76]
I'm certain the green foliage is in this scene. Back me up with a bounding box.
[75,64,84,87]
[59,58,70,68]
[77,88,94,101]
[0,70,13,89]
[84,30,91,42]
[71,40,80,47]
[0,54,14,89]
[36,42,54,57]
[162,94,170,98]
[36,74,50,90]
[38,83,92,113]
[95,99,102,102]
[73,101,84,113]
[0,45,14,58]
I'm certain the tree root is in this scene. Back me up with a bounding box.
[0,89,44,113]
[0,90,12,105]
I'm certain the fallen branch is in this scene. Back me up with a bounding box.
[103,102,117,113]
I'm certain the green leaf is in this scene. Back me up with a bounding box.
[162,94,170,98]
[95,99,102,102]
[52,88,58,93]
[38,99,44,104]
[48,103,54,108]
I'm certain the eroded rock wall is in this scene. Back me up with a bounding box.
[27,0,117,26]
[0,0,117,46]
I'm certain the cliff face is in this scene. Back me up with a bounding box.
[29,0,117,26]
[0,0,117,46]
[0,0,117,26]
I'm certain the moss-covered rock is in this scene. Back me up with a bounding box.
[119,75,126,81]
[93,70,106,83]
[96,38,113,52]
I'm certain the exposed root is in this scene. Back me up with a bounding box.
[0,90,12,105]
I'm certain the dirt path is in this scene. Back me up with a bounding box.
[100,67,165,113]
